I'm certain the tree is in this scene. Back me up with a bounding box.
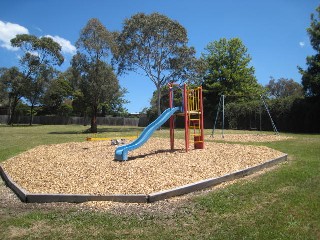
[72,18,124,133]
[11,34,64,125]
[265,77,303,99]
[40,71,73,115]
[114,12,197,116]
[202,38,262,97]
[201,38,263,117]
[100,87,129,117]
[299,5,320,97]
[0,67,26,124]
[0,68,6,104]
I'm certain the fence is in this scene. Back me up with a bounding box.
[0,115,147,127]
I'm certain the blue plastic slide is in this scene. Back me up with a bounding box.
[115,107,181,161]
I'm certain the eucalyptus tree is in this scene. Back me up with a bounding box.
[299,5,320,97]
[72,18,123,133]
[114,12,197,116]
[11,34,64,125]
[265,77,303,99]
[0,67,26,124]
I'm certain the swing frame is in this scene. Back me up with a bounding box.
[211,95,279,138]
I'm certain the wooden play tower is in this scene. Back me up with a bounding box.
[169,83,204,152]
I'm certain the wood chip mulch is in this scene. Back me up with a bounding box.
[207,133,293,142]
[1,137,285,196]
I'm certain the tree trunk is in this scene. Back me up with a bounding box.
[7,97,12,125]
[90,105,98,133]
[157,85,161,116]
[8,97,19,125]
[29,104,34,126]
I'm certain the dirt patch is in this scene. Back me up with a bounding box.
[1,137,284,196]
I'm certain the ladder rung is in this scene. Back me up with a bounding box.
[190,134,201,136]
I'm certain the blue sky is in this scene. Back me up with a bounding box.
[0,0,318,113]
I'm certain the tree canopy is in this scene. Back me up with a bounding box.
[10,34,64,125]
[0,67,25,124]
[299,5,320,97]
[201,38,262,118]
[11,34,64,72]
[265,77,303,99]
[40,71,73,115]
[114,12,197,116]
[202,38,262,98]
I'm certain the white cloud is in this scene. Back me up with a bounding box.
[299,41,305,47]
[0,20,29,50]
[45,35,76,55]
[0,21,76,56]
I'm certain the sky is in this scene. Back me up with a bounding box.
[0,0,318,113]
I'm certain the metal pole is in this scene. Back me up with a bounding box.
[169,84,174,150]
[211,95,222,137]
[222,94,225,138]
[261,95,279,135]
[259,102,262,131]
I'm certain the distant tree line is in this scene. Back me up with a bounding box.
[1,5,320,133]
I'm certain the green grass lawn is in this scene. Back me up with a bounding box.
[0,125,319,239]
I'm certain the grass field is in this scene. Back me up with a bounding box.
[0,125,319,239]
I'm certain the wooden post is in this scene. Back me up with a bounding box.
[184,84,189,152]
[199,86,204,148]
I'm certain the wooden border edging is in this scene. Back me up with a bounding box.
[0,154,287,204]
[147,154,288,203]
[0,166,28,202]
[26,193,148,203]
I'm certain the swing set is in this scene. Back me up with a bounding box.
[211,95,279,138]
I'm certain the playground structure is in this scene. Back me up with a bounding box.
[115,83,204,161]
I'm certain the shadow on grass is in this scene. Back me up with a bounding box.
[0,124,43,128]
[96,127,142,133]
[48,131,84,135]
[49,126,142,135]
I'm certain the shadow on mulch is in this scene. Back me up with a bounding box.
[114,149,182,162]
